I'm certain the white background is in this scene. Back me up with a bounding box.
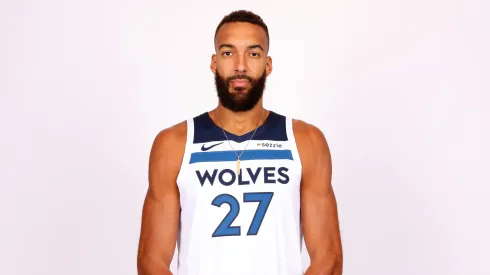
[1,0,489,274]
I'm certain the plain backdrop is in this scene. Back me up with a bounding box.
[1,0,489,274]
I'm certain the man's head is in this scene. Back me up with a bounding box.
[211,10,272,112]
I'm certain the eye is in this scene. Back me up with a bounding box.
[249,52,260,57]
[222,51,233,57]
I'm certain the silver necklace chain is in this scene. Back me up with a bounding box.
[216,108,265,161]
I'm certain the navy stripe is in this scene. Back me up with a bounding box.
[193,111,288,144]
[189,149,293,164]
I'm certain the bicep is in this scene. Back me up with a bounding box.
[138,128,184,267]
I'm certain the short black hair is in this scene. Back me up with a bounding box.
[214,10,270,48]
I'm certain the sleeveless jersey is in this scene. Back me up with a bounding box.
[175,111,303,275]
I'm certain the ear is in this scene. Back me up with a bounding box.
[265,56,273,76]
[210,54,217,74]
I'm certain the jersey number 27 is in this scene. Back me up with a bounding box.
[211,192,274,237]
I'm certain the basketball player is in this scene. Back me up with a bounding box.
[137,10,343,275]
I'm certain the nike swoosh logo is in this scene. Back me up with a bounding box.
[201,142,224,151]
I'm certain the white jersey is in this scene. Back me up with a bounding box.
[175,111,303,275]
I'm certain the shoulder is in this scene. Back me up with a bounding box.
[147,121,188,193]
[291,119,331,169]
[153,120,187,148]
[292,119,328,148]
[150,120,188,165]
[153,120,187,146]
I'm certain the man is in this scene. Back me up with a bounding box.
[137,10,343,275]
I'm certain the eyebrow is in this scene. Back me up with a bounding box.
[218,44,264,51]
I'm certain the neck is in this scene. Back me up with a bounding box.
[211,102,269,136]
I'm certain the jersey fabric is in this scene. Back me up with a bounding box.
[175,111,303,275]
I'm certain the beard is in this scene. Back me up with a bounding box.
[214,69,267,112]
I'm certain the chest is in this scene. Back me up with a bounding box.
[178,139,301,199]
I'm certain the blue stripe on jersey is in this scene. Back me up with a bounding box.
[189,149,294,164]
[193,111,288,144]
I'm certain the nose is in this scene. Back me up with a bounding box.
[234,54,247,73]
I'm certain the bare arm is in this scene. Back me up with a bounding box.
[294,120,343,275]
[137,122,186,275]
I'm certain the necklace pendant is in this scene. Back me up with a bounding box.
[236,159,241,175]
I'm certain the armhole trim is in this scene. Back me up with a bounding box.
[176,118,194,186]
[285,117,302,174]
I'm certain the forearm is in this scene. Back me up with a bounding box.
[302,190,343,274]
[137,196,178,275]
[137,255,173,275]
[305,250,343,275]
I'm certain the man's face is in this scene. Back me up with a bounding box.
[211,22,272,112]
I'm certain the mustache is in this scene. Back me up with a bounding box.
[226,74,254,82]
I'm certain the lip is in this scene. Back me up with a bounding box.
[231,79,249,87]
